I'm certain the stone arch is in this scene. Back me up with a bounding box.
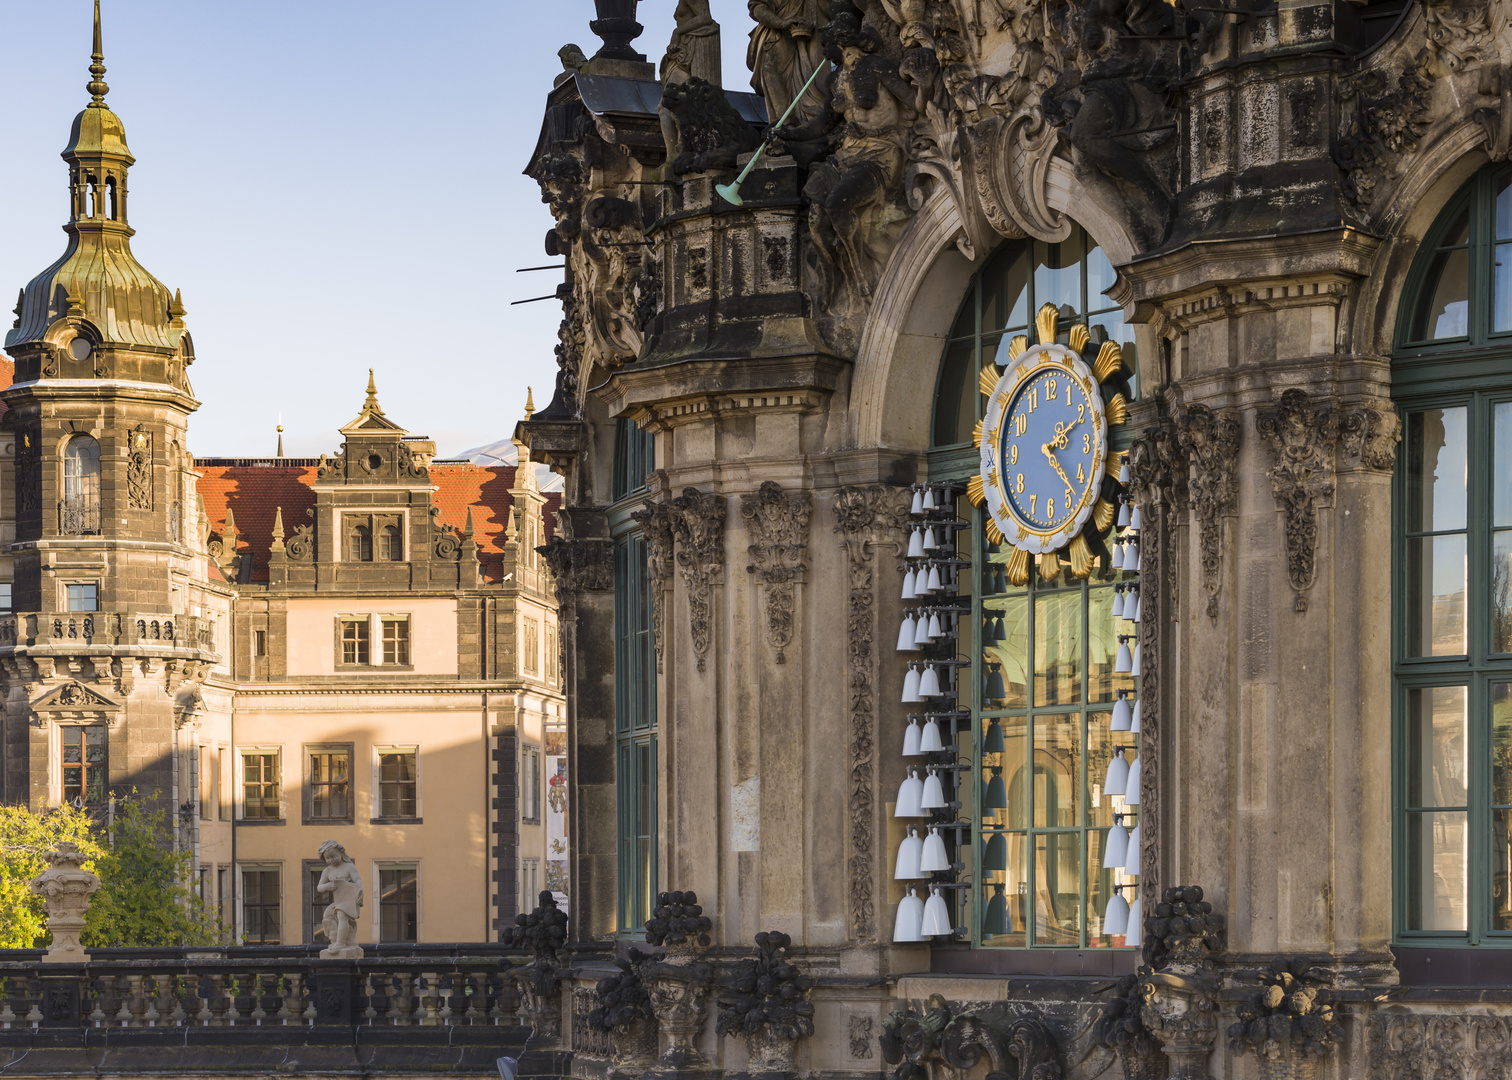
[847,160,1141,453]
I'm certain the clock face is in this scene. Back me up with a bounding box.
[979,344,1107,554]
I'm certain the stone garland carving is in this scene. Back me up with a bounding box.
[1171,403,1241,620]
[880,996,1061,1080]
[538,535,616,611]
[1228,958,1344,1076]
[1340,404,1403,472]
[1335,52,1434,210]
[127,426,152,511]
[503,890,576,1049]
[716,930,814,1073]
[850,1015,875,1059]
[632,499,677,673]
[669,487,728,673]
[15,425,39,516]
[832,485,910,942]
[742,481,813,664]
[1367,1012,1512,1080]
[1255,389,1340,613]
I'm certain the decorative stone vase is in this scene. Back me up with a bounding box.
[648,969,710,1069]
[1141,971,1218,1080]
[29,843,100,963]
[744,1024,799,1074]
[512,970,564,1048]
[589,0,643,61]
[612,1015,659,1067]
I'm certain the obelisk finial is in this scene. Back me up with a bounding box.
[87,0,110,105]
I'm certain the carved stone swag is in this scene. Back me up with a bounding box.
[741,482,813,665]
[1171,401,1241,620]
[633,488,728,674]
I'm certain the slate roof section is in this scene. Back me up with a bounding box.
[195,462,556,584]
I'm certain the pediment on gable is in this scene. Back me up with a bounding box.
[33,681,121,712]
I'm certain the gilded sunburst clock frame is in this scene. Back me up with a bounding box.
[966,302,1130,586]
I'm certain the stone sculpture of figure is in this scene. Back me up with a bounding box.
[316,839,364,959]
[663,0,722,86]
[747,0,831,127]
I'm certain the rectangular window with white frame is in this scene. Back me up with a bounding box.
[373,746,420,821]
[382,617,410,665]
[523,616,539,675]
[59,723,108,807]
[337,614,412,668]
[305,744,352,824]
[239,748,282,820]
[339,617,370,665]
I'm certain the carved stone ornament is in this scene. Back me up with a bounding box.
[1172,402,1241,620]
[849,1015,875,1060]
[742,481,813,664]
[1367,1011,1512,1080]
[880,996,1061,1080]
[647,961,714,1070]
[30,843,101,963]
[127,425,152,510]
[1255,389,1340,613]
[631,499,678,673]
[1133,885,1227,1080]
[15,425,39,516]
[670,487,727,673]
[832,485,911,942]
[1340,404,1403,473]
[538,535,616,610]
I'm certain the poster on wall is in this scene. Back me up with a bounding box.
[546,732,568,912]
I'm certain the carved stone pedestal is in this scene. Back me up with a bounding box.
[611,1016,660,1069]
[741,1025,799,1076]
[1142,971,1218,1080]
[647,963,711,1073]
[29,843,100,963]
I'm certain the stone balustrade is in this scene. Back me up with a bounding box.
[0,612,218,655]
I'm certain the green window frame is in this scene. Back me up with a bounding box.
[1393,164,1512,945]
[929,227,1140,948]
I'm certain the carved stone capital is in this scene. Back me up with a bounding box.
[1172,403,1241,619]
[538,536,615,610]
[742,482,813,664]
[1255,389,1341,612]
[1339,404,1402,473]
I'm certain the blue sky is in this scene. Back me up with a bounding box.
[0,2,752,458]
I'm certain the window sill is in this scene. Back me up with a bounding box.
[521,817,542,827]
[369,817,423,825]
[235,817,286,826]
[1395,946,1512,987]
[926,944,1137,978]
[335,665,416,672]
[303,818,355,827]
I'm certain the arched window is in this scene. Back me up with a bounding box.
[61,435,101,534]
[925,226,1140,950]
[349,524,373,562]
[1393,164,1512,944]
[379,524,403,562]
[105,176,118,221]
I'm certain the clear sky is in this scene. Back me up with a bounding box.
[0,1,753,459]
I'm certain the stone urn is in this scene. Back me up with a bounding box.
[1258,1044,1318,1080]
[611,1014,659,1067]
[1140,970,1219,1080]
[744,1023,800,1074]
[590,0,643,60]
[29,843,100,963]
[648,966,711,1069]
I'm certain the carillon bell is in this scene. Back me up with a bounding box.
[922,526,939,551]
[897,613,919,652]
[1114,635,1132,674]
[902,718,923,757]
[1123,586,1140,623]
[1130,588,1142,622]
[926,564,944,593]
[1125,825,1141,873]
[1111,690,1131,731]
[902,663,922,703]
[993,615,1006,642]
[907,528,925,559]
[1127,896,1143,946]
[1130,503,1142,531]
[895,769,925,817]
[922,486,937,511]
[1102,817,1129,868]
[984,719,1006,754]
[914,612,934,647]
[920,887,953,937]
[982,831,1008,872]
[919,664,941,698]
[1112,583,1125,618]
[1125,538,1141,569]
[919,826,950,872]
[1125,756,1142,805]
[1117,497,1131,528]
[894,827,925,879]
[1102,887,1129,936]
[893,888,924,942]
[1112,538,1125,570]
[983,883,1010,935]
[919,718,944,753]
[1104,749,1129,795]
[911,487,925,515]
[985,663,1007,701]
[902,567,918,601]
[1119,457,1131,483]
[926,612,945,640]
[984,766,1007,810]
[1132,638,1142,674]
[1130,698,1142,733]
[920,767,947,809]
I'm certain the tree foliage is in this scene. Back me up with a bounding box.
[0,802,102,948]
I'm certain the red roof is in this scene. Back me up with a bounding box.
[0,357,14,423]
[195,462,550,584]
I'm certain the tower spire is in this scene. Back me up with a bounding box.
[88,0,109,105]
[364,369,385,416]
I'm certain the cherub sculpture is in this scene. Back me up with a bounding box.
[316,840,364,958]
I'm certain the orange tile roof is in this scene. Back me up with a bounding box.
[0,356,14,423]
[194,461,550,584]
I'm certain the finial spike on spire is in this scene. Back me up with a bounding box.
[276,422,284,459]
[524,386,535,419]
[463,506,475,540]
[87,0,110,104]
[364,368,384,415]
[271,506,285,542]
[223,504,237,532]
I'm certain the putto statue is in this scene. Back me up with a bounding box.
[315,840,364,959]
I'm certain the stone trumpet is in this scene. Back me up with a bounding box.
[715,61,828,206]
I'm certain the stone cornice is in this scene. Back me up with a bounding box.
[599,354,848,432]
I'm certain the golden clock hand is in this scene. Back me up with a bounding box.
[1041,443,1075,493]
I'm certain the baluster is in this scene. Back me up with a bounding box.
[385,975,405,1025]
[0,976,16,1029]
[114,976,134,1027]
[362,975,380,1026]
[437,975,454,1026]
[87,977,108,1027]
[142,975,163,1026]
[250,974,268,1025]
[25,979,43,1027]
[195,974,215,1025]
[276,975,294,1025]
[207,974,230,1026]
[302,974,318,1026]
[169,975,188,1025]
[223,973,243,1027]
[486,974,505,1025]
[418,973,440,1026]
[464,975,484,1026]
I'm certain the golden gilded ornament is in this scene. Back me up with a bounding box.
[973,419,984,449]
[985,518,1005,546]
[1069,324,1089,354]
[1035,302,1059,346]
[1092,498,1116,532]
[1068,534,1094,578]
[979,363,1002,396]
[1038,552,1060,581]
[966,474,986,507]
[1008,335,1028,361]
[1107,392,1129,426]
[1093,341,1125,383]
[1006,547,1030,586]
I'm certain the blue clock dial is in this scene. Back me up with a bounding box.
[996,367,1098,532]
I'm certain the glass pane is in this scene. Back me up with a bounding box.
[1033,832,1081,945]
[984,716,1028,829]
[1088,713,1121,809]
[1404,810,1468,932]
[1497,531,1512,653]
[983,594,1028,708]
[981,244,1030,335]
[1495,684,1512,806]
[1407,408,1468,532]
[932,339,976,447]
[1087,829,1127,948]
[1034,590,1082,705]
[1405,686,1468,808]
[1496,241,1512,332]
[1034,238,1082,320]
[1497,175,1512,240]
[1493,809,1512,931]
[979,837,1028,947]
[1032,713,1080,827]
[1406,534,1467,656]
[1497,403,1512,526]
[1088,586,1118,703]
[1412,248,1470,340]
[1086,244,1116,309]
